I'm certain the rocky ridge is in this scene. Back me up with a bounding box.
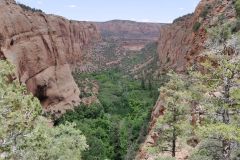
[95,20,164,51]
[95,20,164,41]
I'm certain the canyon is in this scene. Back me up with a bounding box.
[0,0,164,114]
[0,0,238,159]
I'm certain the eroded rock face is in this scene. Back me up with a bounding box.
[157,0,235,72]
[0,0,100,113]
[95,20,164,41]
[157,8,205,72]
[95,20,165,51]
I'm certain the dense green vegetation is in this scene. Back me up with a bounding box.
[0,61,87,160]
[56,69,160,159]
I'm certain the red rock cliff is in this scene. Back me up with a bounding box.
[95,20,164,41]
[0,0,100,114]
[157,0,235,72]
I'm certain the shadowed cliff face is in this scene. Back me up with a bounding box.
[0,0,100,114]
[157,0,235,72]
[158,14,198,72]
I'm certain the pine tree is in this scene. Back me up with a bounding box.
[0,60,88,160]
[17,119,88,160]
[0,61,42,158]
[191,48,240,160]
[156,72,191,157]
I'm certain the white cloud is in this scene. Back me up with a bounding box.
[179,7,184,10]
[67,4,77,8]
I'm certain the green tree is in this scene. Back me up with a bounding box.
[17,119,88,160]
[208,23,231,44]
[156,72,190,157]
[56,104,114,160]
[190,49,240,160]
[0,60,88,160]
[0,61,42,158]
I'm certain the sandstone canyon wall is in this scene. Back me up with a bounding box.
[95,20,164,41]
[95,20,164,51]
[157,0,235,72]
[0,0,100,114]
[137,0,237,159]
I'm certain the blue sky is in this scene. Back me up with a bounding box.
[16,0,200,23]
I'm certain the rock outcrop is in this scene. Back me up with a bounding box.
[157,0,235,72]
[0,0,100,114]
